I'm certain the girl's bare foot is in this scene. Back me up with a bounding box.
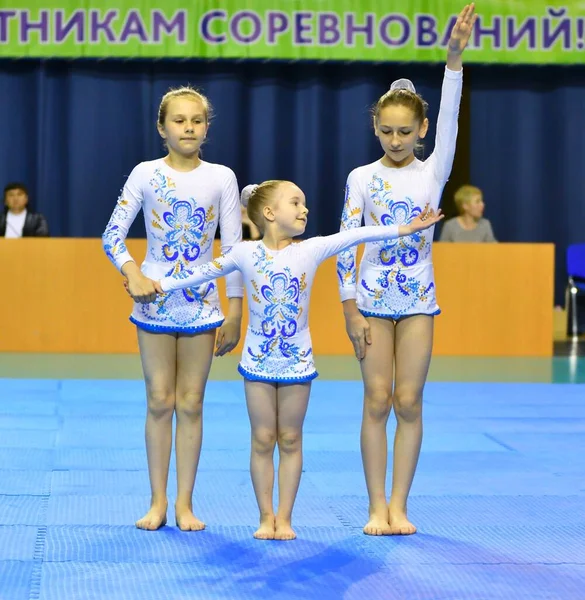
[175,502,205,532]
[363,505,392,536]
[136,500,168,531]
[253,515,276,540]
[388,504,417,535]
[274,517,296,541]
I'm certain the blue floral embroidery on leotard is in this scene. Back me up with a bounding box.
[360,268,435,316]
[369,181,429,268]
[136,169,218,326]
[247,268,312,375]
[261,272,300,338]
[103,198,131,263]
[337,183,363,288]
[379,208,425,267]
[161,201,207,263]
[355,173,437,317]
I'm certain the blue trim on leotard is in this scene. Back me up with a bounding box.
[360,308,441,320]
[238,363,318,384]
[130,316,224,334]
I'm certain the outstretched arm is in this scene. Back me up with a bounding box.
[157,247,242,294]
[309,208,444,264]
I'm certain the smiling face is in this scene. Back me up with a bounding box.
[267,182,309,237]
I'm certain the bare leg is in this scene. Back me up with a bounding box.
[359,317,395,536]
[389,315,433,535]
[245,380,278,540]
[136,329,177,530]
[274,382,311,541]
[174,330,216,531]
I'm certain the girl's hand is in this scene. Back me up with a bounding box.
[122,278,132,297]
[126,274,158,304]
[448,3,477,55]
[405,206,444,234]
[215,316,241,357]
[343,301,372,361]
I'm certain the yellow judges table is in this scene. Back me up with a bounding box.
[5,239,554,357]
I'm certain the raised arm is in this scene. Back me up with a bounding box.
[336,170,366,302]
[432,68,463,185]
[159,246,242,293]
[432,4,476,184]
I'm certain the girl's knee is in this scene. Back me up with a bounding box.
[175,391,204,421]
[277,429,302,454]
[364,388,393,422]
[252,428,277,454]
[392,389,422,422]
[147,388,175,420]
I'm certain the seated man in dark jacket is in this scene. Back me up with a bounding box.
[1,182,49,237]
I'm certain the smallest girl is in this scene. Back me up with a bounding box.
[132,180,442,540]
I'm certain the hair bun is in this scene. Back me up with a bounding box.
[389,78,416,93]
[240,184,258,208]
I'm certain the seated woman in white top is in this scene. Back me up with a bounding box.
[439,184,496,242]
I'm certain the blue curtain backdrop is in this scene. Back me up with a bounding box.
[469,65,585,305]
[1,58,584,303]
[0,59,441,239]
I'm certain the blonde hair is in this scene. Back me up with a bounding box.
[240,180,287,234]
[157,86,213,127]
[454,185,483,214]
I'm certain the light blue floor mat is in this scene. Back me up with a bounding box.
[0,471,51,495]
[1,379,585,599]
[0,526,39,560]
[54,448,149,471]
[0,430,57,450]
[0,561,36,600]
[0,496,47,526]
[0,415,60,431]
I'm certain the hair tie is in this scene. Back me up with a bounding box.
[240,184,259,208]
[389,78,416,93]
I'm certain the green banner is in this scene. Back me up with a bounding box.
[0,1,584,64]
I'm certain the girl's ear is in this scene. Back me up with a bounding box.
[418,117,429,139]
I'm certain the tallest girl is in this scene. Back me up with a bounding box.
[337,5,477,536]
